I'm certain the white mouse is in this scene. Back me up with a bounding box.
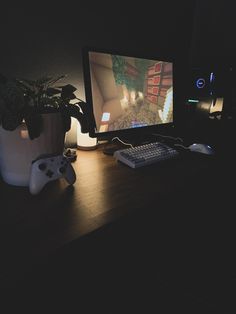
[188,143,215,155]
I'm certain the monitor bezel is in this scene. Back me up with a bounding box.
[82,46,176,140]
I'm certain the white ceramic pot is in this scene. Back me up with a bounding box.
[0,113,65,186]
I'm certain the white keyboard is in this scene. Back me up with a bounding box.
[114,142,179,168]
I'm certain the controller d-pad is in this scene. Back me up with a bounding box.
[46,169,54,178]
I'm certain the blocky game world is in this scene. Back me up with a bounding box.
[89,52,173,133]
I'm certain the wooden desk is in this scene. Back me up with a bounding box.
[0,145,235,292]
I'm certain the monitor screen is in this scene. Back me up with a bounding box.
[83,48,174,140]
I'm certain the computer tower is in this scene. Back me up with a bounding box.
[186,66,233,119]
[184,66,234,147]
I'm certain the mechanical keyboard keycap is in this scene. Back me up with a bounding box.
[113,142,179,168]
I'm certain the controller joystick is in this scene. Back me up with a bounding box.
[29,154,76,195]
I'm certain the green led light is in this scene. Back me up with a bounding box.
[187,99,199,103]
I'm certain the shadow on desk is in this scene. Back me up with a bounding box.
[1,149,236,312]
[4,206,236,313]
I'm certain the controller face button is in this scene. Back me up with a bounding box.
[38,163,47,171]
[59,166,66,173]
[46,170,54,178]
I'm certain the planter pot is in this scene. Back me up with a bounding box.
[0,113,65,186]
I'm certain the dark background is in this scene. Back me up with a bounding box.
[0,1,191,97]
[1,2,236,309]
[190,0,236,67]
[1,0,235,109]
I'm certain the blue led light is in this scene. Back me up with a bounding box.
[210,72,215,83]
[196,78,205,89]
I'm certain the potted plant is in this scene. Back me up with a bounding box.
[0,73,90,186]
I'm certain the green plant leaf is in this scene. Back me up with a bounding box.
[0,73,87,139]
[35,76,53,86]
[24,113,43,140]
[47,75,66,86]
[17,78,37,87]
[77,101,87,115]
[15,80,36,96]
[1,114,23,131]
[61,84,77,101]
[65,103,89,133]
[46,88,61,96]
[61,112,71,133]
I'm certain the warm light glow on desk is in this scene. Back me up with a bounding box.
[20,129,29,139]
[77,122,97,150]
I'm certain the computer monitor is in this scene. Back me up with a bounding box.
[83,47,174,143]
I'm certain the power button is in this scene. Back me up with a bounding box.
[196,78,206,89]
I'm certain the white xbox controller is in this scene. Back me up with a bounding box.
[29,154,76,195]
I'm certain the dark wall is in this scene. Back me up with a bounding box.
[190,0,236,67]
[189,1,236,118]
[184,1,236,145]
[1,1,196,100]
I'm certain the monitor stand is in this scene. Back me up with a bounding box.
[102,140,130,155]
